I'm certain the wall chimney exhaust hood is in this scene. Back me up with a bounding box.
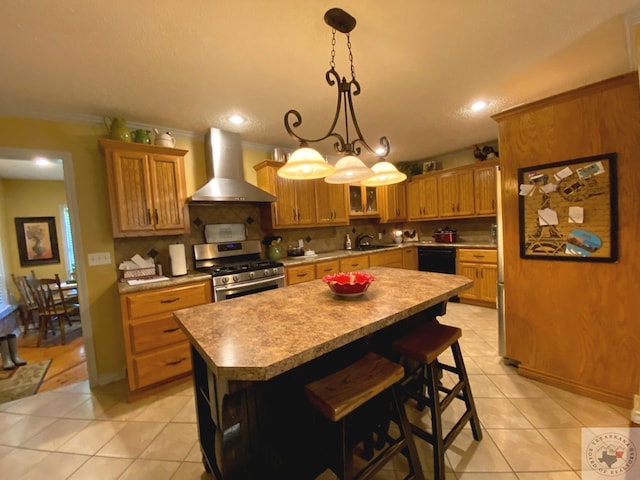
[189,128,277,203]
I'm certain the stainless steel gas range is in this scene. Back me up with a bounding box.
[193,224,284,302]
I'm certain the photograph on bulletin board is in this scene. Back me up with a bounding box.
[517,153,618,262]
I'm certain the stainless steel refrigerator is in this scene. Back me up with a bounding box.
[496,165,517,365]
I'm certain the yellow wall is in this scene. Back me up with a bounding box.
[0,117,198,382]
[0,115,268,384]
[3,179,69,292]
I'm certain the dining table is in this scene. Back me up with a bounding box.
[173,267,472,479]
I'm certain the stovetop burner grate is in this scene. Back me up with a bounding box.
[200,259,284,277]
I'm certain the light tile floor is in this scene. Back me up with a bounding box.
[0,303,632,479]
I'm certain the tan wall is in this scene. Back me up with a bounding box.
[0,116,272,384]
[0,117,207,383]
[493,73,640,407]
[3,179,69,292]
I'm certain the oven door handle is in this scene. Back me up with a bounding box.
[215,275,285,292]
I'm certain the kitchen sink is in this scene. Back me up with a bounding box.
[356,244,395,251]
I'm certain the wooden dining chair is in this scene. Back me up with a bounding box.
[52,273,80,324]
[10,273,39,335]
[26,275,79,346]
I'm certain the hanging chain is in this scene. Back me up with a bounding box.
[330,30,336,70]
[347,33,355,80]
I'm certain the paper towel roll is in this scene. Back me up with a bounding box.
[169,244,187,276]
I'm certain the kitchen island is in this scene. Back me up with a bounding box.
[174,266,472,479]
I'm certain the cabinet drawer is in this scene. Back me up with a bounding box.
[286,264,316,285]
[315,260,340,278]
[369,249,403,268]
[133,342,191,389]
[130,314,187,354]
[457,249,497,263]
[340,256,369,271]
[125,282,211,319]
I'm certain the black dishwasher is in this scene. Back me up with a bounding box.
[418,246,459,301]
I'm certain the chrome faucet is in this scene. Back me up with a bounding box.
[355,233,374,249]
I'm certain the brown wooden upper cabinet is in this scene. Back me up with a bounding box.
[255,161,315,228]
[255,160,349,229]
[349,185,379,217]
[378,182,407,223]
[407,175,438,221]
[100,139,189,238]
[437,168,475,217]
[473,163,498,216]
[314,180,350,226]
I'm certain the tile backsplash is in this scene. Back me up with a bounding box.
[113,204,497,277]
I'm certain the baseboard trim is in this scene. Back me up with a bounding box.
[517,364,633,409]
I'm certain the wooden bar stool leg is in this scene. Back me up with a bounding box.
[451,342,482,441]
[427,361,446,480]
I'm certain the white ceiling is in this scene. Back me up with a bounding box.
[1,0,639,177]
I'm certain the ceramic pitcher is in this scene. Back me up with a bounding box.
[104,117,131,142]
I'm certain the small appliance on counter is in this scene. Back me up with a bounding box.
[432,226,457,243]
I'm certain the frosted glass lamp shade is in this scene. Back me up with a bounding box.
[277,147,335,179]
[324,155,373,184]
[360,161,407,186]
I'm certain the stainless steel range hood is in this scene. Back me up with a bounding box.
[189,128,276,203]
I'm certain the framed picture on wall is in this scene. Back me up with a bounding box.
[15,216,61,266]
[517,153,618,262]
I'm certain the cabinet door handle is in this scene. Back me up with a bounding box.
[492,200,495,209]
[321,268,333,272]
[163,327,180,333]
[154,209,159,224]
[160,297,180,304]
[473,254,485,259]
[296,273,308,278]
[165,357,187,366]
[146,209,152,224]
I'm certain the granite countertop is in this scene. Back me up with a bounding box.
[117,272,211,295]
[416,241,498,249]
[280,242,496,266]
[173,266,472,381]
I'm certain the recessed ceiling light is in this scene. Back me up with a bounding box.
[471,101,487,111]
[228,115,245,125]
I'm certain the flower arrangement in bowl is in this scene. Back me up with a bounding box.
[322,272,375,297]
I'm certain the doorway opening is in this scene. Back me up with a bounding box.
[0,147,97,391]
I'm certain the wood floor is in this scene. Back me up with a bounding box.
[14,321,88,393]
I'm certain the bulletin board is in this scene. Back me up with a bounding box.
[518,153,618,262]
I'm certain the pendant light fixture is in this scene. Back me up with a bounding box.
[279,8,404,185]
[361,160,407,186]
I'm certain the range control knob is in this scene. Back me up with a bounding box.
[264,269,271,277]
[221,277,229,284]
[249,271,255,279]
[272,267,280,275]
[232,275,239,282]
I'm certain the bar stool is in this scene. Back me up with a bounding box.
[392,321,482,480]
[304,352,424,480]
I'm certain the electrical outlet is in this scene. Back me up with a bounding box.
[88,252,111,266]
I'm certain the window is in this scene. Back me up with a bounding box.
[60,205,76,279]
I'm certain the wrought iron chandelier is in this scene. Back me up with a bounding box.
[278,8,406,186]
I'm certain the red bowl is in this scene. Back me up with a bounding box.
[322,272,375,296]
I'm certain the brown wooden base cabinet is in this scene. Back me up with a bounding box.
[456,248,497,308]
[120,280,212,400]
